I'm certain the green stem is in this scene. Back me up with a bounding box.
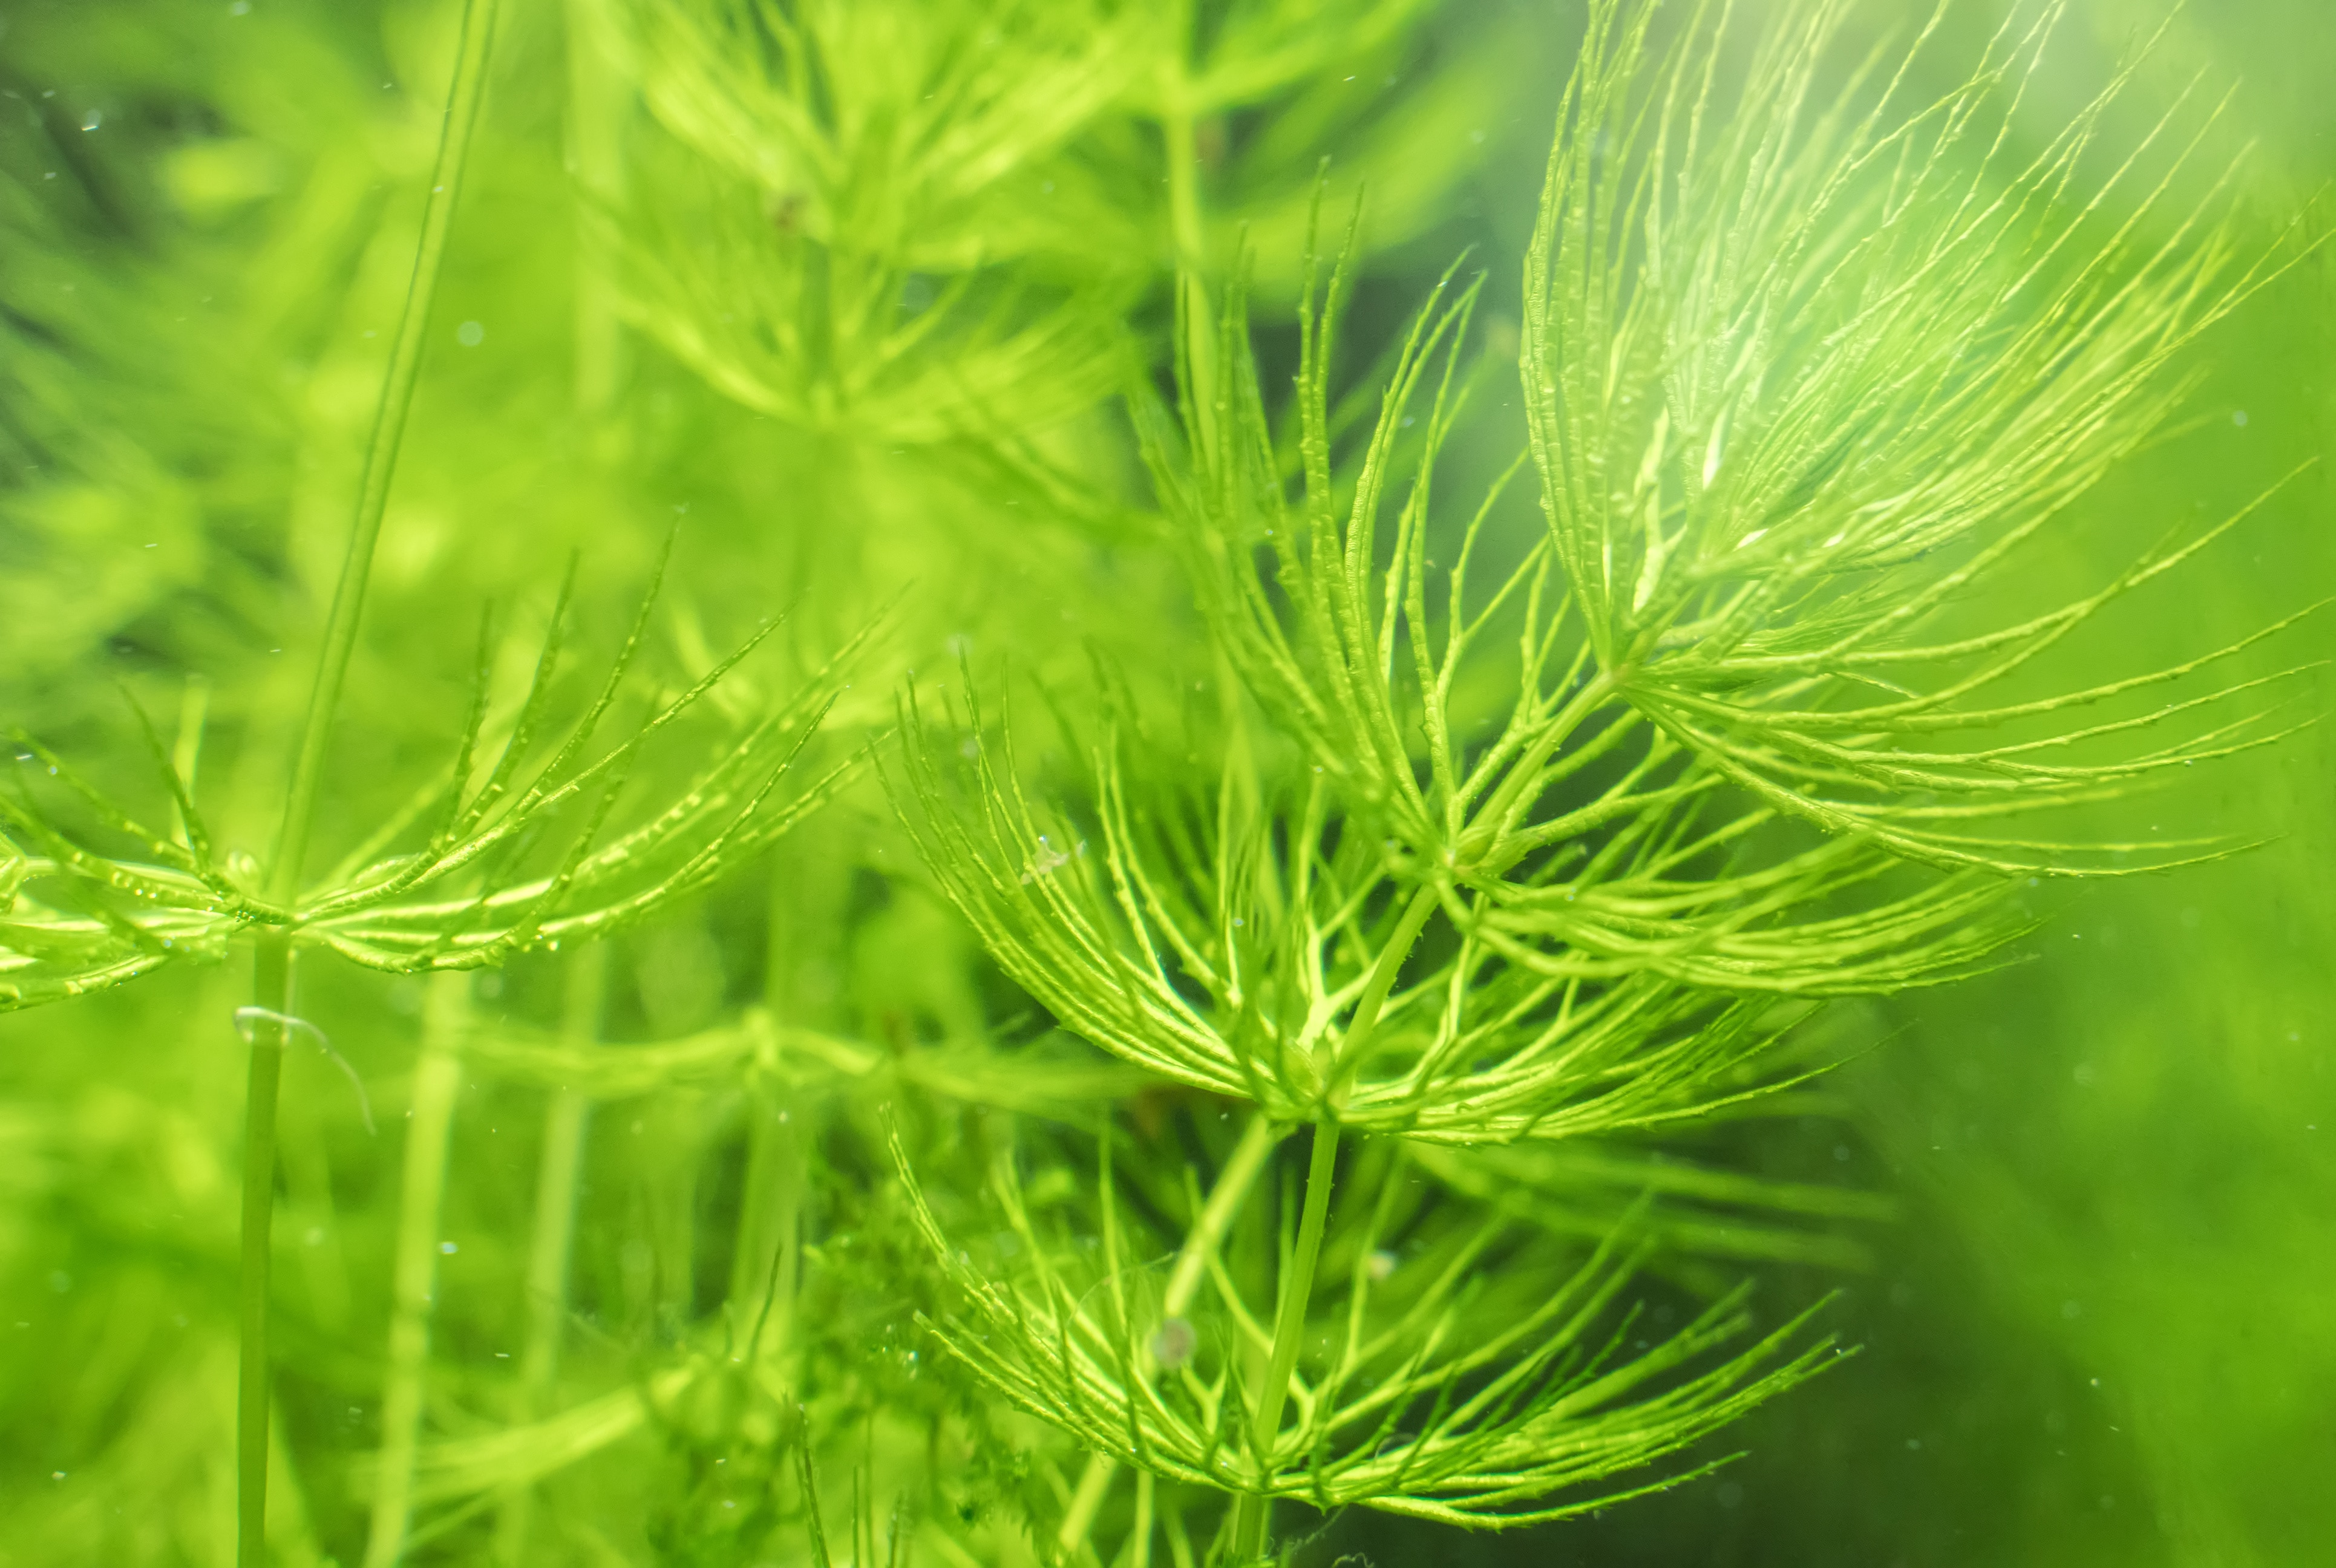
[237,931,292,1568]
[269,0,500,899]
[562,0,629,417]
[1164,1112,1278,1318]
[1161,1,1222,470]
[736,835,845,1365]
[1321,881,1441,1102]
[1164,102,1219,469]
[1164,1504,1196,1568]
[1463,670,1615,877]
[364,973,470,1568]
[1159,0,1205,264]
[171,675,209,848]
[1163,106,1205,273]
[1057,1455,1116,1565]
[732,1107,802,1366]
[1227,1118,1341,1565]
[1234,885,1438,1563]
[1222,876,1436,1561]
[237,8,498,1561]
[496,946,604,1566]
[1059,1114,1279,1564]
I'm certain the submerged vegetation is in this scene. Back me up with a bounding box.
[0,1,2324,1565]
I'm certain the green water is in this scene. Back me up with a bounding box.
[2,2,2329,1564]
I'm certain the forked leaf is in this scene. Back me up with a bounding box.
[891,1115,1836,1528]
[1519,0,2320,874]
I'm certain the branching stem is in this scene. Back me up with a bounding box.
[1061,1112,1280,1561]
[1227,880,1436,1558]
[496,945,604,1564]
[1165,1112,1278,1316]
[235,930,292,1568]
[238,5,499,1563]
[364,973,470,1568]
[269,0,500,900]
[1228,1117,1341,1563]
[1323,882,1442,1099]
[1165,106,1205,273]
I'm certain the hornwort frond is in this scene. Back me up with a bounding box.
[0,555,869,1008]
[1521,0,2320,874]
[898,685,1817,1140]
[889,0,2311,1537]
[603,0,1143,444]
[891,1114,1836,1529]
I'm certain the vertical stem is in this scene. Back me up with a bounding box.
[1163,106,1205,273]
[563,0,629,418]
[1056,1455,1116,1564]
[237,931,292,1568]
[1131,1468,1154,1568]
[1159,0,1205,262]
[171,674,209,848]
[730,1105,803,1364]
[1219,883,1435,1558]
[1160,0,1222,469]
[1226,1118,1341,1564]
[271,0,501,892]
[1163,1112,1277,1319]
[644,1088,704,1336]
[238,7,499,1561]
[736,834,845,1361]
[1164,105,1219,469]
[1321,882,1441,1099]
[363,973,469,1568]
[1163,1502,1196,1568]
[496,946,605,1565]
[1058,1114,1278,1566]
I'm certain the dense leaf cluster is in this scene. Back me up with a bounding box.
[0,1,2308,1565]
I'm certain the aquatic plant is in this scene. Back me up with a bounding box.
[0,0,2311,1564]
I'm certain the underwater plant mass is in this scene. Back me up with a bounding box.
[2,1,2330,1565]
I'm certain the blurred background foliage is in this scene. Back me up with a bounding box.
[0,0,2328,1565]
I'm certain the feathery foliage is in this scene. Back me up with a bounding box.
[889,0,2310,1555]
[0,0,2319,1565]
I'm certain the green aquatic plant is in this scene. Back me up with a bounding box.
[888,0,2308,1558]
[3,3,857,1561]
[0,0,2315,1564]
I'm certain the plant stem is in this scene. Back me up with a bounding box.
[1226,1116,1341,1564]
[1465,670,1615,875]
[1058,1113,1279,1564]
[1165,1112,1278,1318]
[270,0,500,894]
[563,0,629,418]
[235,7,498,1561]
[1161,1,1223,471]
[1321,883,1441,1100]
[1221,882,1436,1560]
[1131,1469,1154,1568]
[237,930,292,1568]
[1069,946,1422,1565]
[1164,1504,1196,1568]
[170,674,209,848]
[364,973,469,1568]
[1057,1457,1116,1566]
[1164,102,1219,468]
[1164,106,1205,274]
[732,1101,803,1364]
[496,945,605,1566]
[736,833,847,1367]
